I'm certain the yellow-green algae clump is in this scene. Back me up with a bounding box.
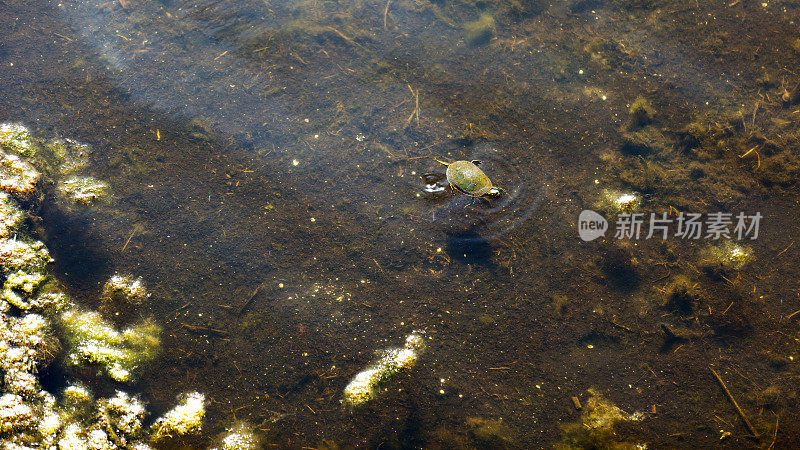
[463,14,495,47]
[598,188,641,213]
[698,240,752,271]
[150,392,206,441]
[0,151,40,199]
[556,388,645,450]
[343,331,427,407]
[0,123,35,156]
[210,420,262,450]
[60,309,161,383]
[46,138,112,206]
[0,122,205,449]
[628,96,656,128]
[57,176,110,205]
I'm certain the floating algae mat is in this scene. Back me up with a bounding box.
[2,0,800,447]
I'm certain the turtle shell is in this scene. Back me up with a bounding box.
[445,160,494,197]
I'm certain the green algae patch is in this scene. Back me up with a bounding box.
[150,392,206,441]
[0,192,24,239]
[0,123,35,157]
[698,240,752,273]
[556,388,645,450]
[627,96,656,129]
[57,175,110,205]
[343,331,426,407]
[662,275,702,314]
[463,14,495,47]
[210,420,262,450]
[60,309,161,382]
[466,417,515,448]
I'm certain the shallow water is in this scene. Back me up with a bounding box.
[3,0,800,447]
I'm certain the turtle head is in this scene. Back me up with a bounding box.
[485,187,505,197]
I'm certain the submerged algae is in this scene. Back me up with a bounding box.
[0,193,23,239]
[60,309,161,382]
[99,274,151,323]
[102,274,149,305]
[0,123,35,157]
[698,240,752,272]
[211,420,262,450]
[466,416,516,448]
[0,150,41,199]
[598,188,640,213]
[2,270,49,311]
[464,14,495,47]
[45,138,92,176]
[150,392,206,440]
[343,331,427,407]
[57,175,110,205]
[0,123,205,448]
[556,388,645,450]
[627,97,656,129]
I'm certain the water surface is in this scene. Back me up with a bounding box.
[2,0,800,447]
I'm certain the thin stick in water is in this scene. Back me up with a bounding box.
[710,367,760,439]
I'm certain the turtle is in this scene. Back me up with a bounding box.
[435,159,504,198]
